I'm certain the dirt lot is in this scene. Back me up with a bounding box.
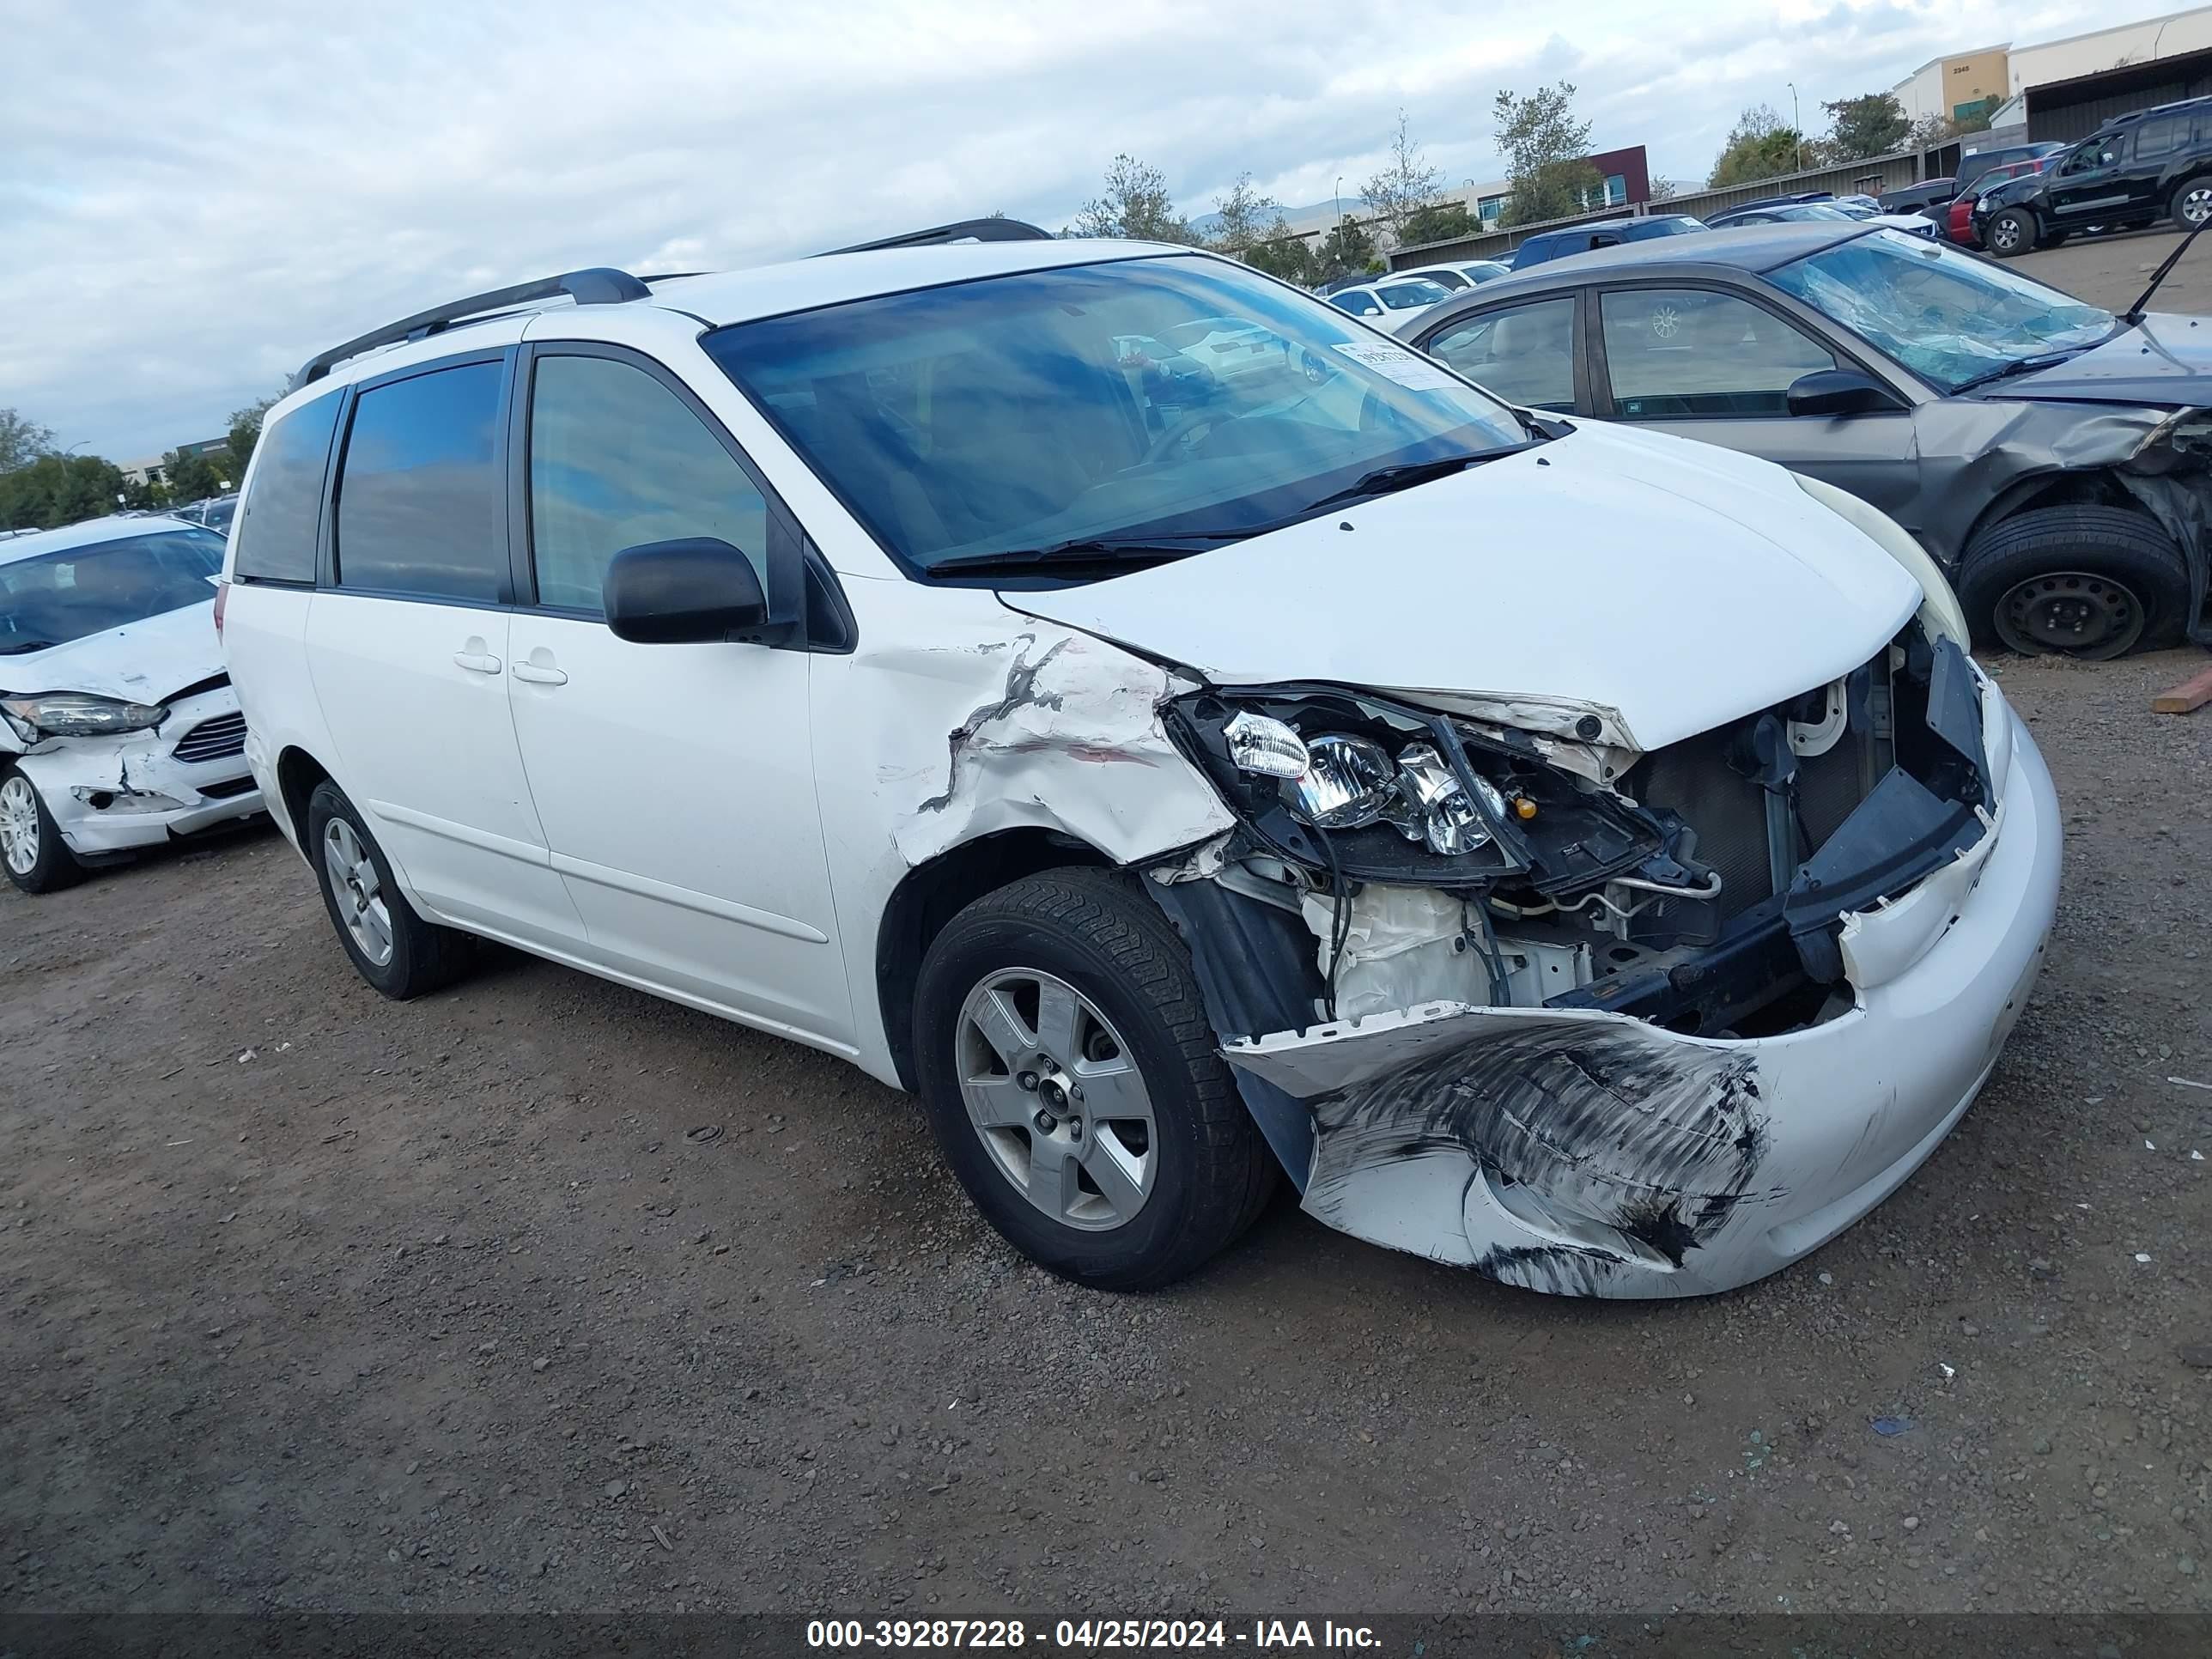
[1,643,2208,1620]
[5,227,2212,1624]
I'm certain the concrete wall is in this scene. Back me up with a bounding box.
[1897,47,2010,124]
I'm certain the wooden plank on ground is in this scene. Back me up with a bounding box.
[2151,662,2212,714]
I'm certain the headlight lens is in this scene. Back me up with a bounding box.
[1285,733,1400,829]
[0,692,169,741]
[1395,742,1508,854]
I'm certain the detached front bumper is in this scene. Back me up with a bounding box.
[12,690,264,857]
[1224,696,2062,1297]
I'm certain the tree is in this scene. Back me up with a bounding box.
[1206,172,1291,254]
[1823,92,1911,160]
[1314,219,1377,283]
[1647,176,1680,203]
[1359,110,1444,243]
[162,450,224,502]
[0,408,56,475]
[0,453,129,532]
[1708,104,1807,187]
[224,394,279,483]
[1492,82,1602,228]
[1399,200,1476,246]
[1070,155,1201,244]
[1243,232,1318,285]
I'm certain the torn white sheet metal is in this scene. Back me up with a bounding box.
[1222,714,2063,1298]
[884,625,1234,870]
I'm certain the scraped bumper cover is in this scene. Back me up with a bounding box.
[1224,708,2061,1297]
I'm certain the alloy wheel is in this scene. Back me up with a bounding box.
[322,817,395,966]
[1995,569,2146,659]
[2185,185,2212,226]
[955,968,1158,1232]
[0,775,40,876]
[1991,217,2021,252]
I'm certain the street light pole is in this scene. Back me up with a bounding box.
[1787,82,1803,173]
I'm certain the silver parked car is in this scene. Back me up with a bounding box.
[1397,222,2211,658]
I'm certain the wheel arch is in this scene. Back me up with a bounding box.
[1957,467,2149,565]
[273,744,335,854]
[875,828,1117,1091]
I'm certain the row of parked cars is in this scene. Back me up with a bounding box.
[0,208,2148,1305]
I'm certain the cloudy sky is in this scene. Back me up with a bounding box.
[0,0,2187,461]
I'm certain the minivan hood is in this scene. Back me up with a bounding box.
[0,599,222,703]
[1986,313,2212,406]
[1006,421,1921,755]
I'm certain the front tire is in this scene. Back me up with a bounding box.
[913,867,1276,1291]
[2171,176,2212,233]
[0,765,84,895]
[1957,504,2191,659]
[1987,208,2037,258]
[306,780,472,998]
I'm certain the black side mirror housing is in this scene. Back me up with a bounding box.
[604,538,771,644]
[1787,368,1901,418]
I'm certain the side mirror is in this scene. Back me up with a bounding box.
[1787,368,1901,418]
[604,538,769,644]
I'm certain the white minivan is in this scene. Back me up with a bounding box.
[220,222,2061,1297]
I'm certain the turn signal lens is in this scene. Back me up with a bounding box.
[1223,710,1309,780]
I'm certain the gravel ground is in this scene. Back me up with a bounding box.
[2011,221,2212,313]
[2,643,2209,1619]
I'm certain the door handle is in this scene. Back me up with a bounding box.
[513,647,568,686]
[453,650,502,674]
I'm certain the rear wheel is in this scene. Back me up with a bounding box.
[0,766,84,895]
[1986,208,2037,258]
[2171,176,2212,233]
[306,780,472,998]
[1958,504,2191,659]
[913,867,1275,1291]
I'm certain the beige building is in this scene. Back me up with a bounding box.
[1893,45,2012,127]
[1893,8,2212,128]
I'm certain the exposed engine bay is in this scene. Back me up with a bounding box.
[1155,628,1992,1050]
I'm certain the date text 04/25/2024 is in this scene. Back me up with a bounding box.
[805,1620,1382,1650]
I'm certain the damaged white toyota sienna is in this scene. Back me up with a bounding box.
[219,222,2062,1297]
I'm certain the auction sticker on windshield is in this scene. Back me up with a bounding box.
[1332,339,1463,391]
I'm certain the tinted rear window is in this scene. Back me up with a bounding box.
[334,361,508,602]
[233,392,340,583]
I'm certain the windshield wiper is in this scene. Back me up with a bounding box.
[2125,213,2212,321]
[1952,351,2082,394]
[1297,448,1517,515]
[927,532,1235,576]
[0,639,58,656]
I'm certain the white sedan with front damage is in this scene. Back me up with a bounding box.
[0,516,263,892]
[221,234,2057,1298]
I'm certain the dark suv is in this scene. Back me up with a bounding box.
[1978,97,2212,256]
[1507,215,1706,270]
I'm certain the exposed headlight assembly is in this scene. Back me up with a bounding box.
[0,692,169,743]
[1218,709,1514,859]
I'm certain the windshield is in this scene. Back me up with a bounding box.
[703,254,1524,575]
[0,528,225,653]
[1769,228,2117,392]
[1643,216,1705,234]
[1376,279,1453,309]
[1778,204,1854,222]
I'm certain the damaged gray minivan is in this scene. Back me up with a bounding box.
[222,222,2062,1299]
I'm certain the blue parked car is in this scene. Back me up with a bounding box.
[1509,215,1707,270]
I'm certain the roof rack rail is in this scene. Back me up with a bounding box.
[288,267,652,392]
[818,218,1055,256]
